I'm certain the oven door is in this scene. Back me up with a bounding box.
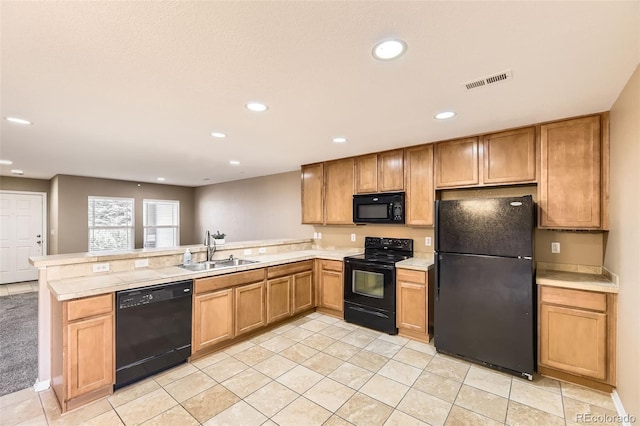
[344,259,396,312]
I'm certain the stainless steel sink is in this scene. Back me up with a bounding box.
[180,258,258,271]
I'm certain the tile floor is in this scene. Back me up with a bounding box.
[0,312,620,426]
[0,281,39,297]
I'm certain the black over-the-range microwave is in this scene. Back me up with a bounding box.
[353,192,405,224]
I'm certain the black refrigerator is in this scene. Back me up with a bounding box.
[434,195,535,379]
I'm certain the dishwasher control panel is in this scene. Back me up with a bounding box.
[117,280,192,309]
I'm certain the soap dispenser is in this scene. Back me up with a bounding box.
[183,248,192,266]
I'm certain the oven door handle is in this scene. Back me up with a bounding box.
[347,305,390,318]
[344,260,395,271]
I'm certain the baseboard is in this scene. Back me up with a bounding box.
[611,390,635,426]
[33,379,50,392]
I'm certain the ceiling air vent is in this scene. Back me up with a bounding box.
[463,69,513,90]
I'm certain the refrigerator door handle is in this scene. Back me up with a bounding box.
[435,254,441,301]
[434,200,440,251]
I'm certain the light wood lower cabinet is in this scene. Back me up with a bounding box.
[396,268,431,342]
[51,293,114,412]
[235,282,265,336]
[317,259,344,316]
[538,285,616,391]
[192,289,234,352]
[266,260,314,323]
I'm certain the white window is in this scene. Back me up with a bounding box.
[143,199,180,248]
[88,197,134,252]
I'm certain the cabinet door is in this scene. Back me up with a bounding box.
[396,269,427,334]
[193,289,234,352]
[405,145,434,226]
[435,138,479,188]
[67,314,113,399]
[320,269,343,312]
[235,282,265,336]
[482,127,536,184]
[540,304,607,380]
[378,149,404,192]
[292,271,314,314]
[540,116,601,228]
[355,154,378,194]
[325,158,355,224]
[301,163,324,224]
[267,276,291,324]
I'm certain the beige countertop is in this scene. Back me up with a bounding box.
[536,269,618,294]
[48,249,362,301]
[30,238,314,268]
[395,256,435,272]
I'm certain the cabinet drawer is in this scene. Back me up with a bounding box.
[397,269,426,284]
[267,260,313,279]
[320,260,343,272]
[540,286,606,312]
[66,294,113,321]
[195,269,265,294]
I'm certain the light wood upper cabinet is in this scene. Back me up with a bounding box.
[235,281,265,336]
[538,285,615,388]
[192,289,234,352]
[482,127,536,184]
[355,154,378,194]
[378,149,404,192]
[324,158,354,224]
[435,138,479,188]
[405,144,434,226]
[301,163,324,224]
[539,115,604,229]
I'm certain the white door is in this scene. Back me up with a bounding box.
[0,192,45,284]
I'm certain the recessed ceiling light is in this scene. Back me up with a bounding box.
[0,159,13,165]
[372,39,407,60]
[211,132,227,138]
[11,169,24,175]
[229,160,240,166]
[434,111,456,120]
[156,177,166,182]
[332,137,348,143]
[246,102,268,112]
[5,116,33,125]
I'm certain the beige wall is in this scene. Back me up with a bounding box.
[52,175,196,254]
[317,184,605,265]
[605,64,640,418]
[0,176,50,193]
[194,171,314,243]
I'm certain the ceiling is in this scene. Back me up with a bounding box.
[1,1,639,187]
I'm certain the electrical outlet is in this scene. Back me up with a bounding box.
[551,242,561,254]
[244,249,252,255]
[92,263,110,273]
[318,232,322,240]
[351,233,356,242]
[425,237,432,247]
[258,247,266,254]
[313,232,318,239]
[134,258,149,268]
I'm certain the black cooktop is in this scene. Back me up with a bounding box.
[345,237,414,265]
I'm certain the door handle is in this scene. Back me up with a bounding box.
[36,241,42,245]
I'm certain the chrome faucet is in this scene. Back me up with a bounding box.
[204,230,216,261]
[229,254,234,261]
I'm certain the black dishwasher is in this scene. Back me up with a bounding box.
[115,280,192,389]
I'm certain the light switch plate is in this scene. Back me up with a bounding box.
[351,233,356,242]
[93,263,110,273]
[258,247,266,254]
[551,242,560,254]
[135,258,149,268]
[425,237,432,246]
[313,232,318,240]
[244,249,252,255]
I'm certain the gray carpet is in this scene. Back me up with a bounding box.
[0,292,38,396]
